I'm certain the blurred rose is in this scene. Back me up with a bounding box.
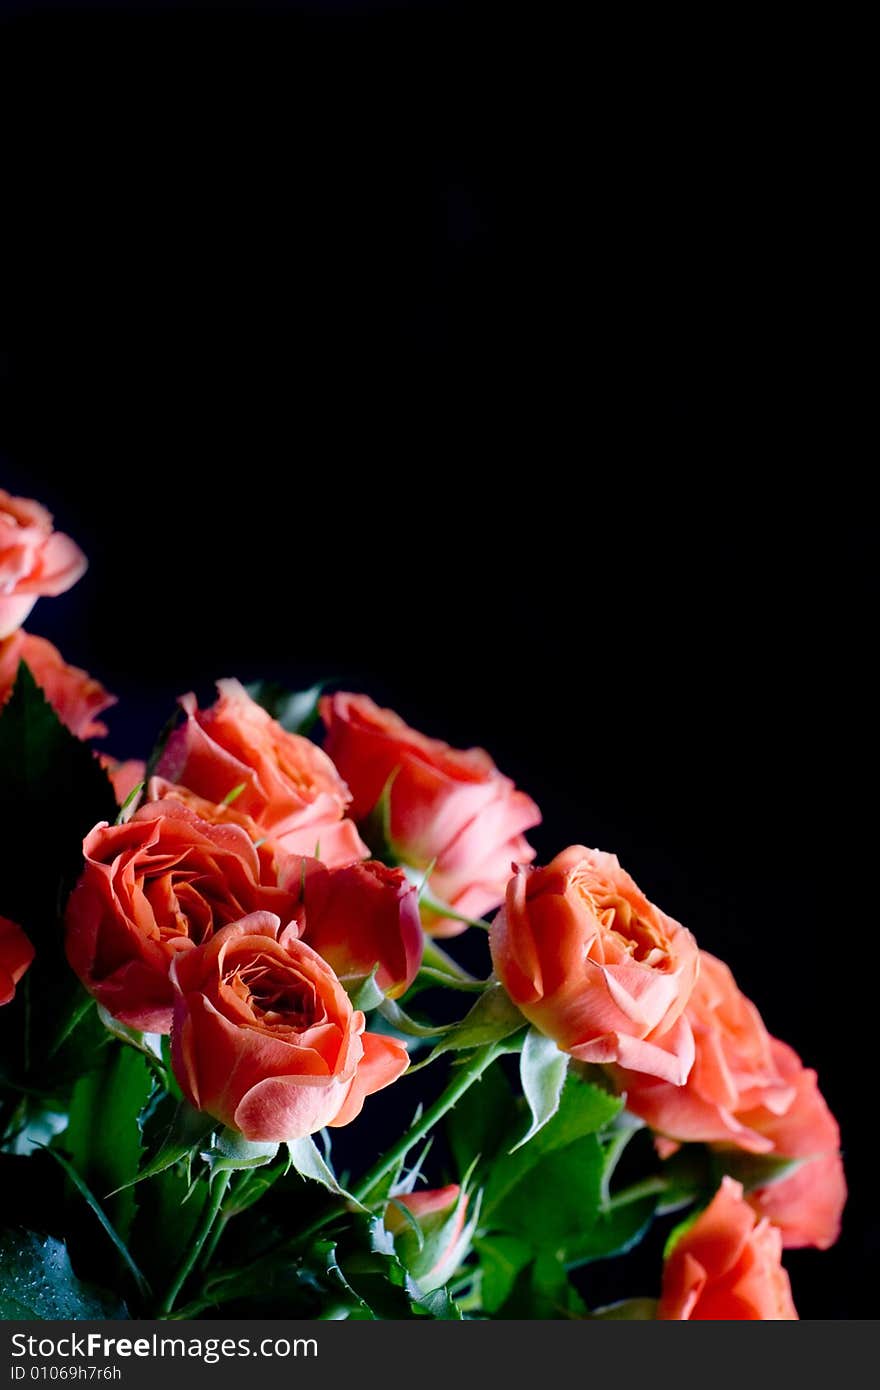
[386,1185,471,1291]
[100,758,146,806]
[65,800,302,1032]
[0,916,34,1006]
[1,631,115,739]
[658,1176,797,1320]
[490,846,698,1084]
[299,858,423,998]
[320,692,541,936]
[619,953,845,1248]
[170,913,408,1141]
[155,682,367,867]
[0,491,87,638]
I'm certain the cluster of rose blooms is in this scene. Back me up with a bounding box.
[1,489,845,1320]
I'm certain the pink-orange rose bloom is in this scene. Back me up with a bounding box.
[170,913,408,1141]
[658,1176,797,1320]
[320,692,541,936]
[619,952,845,1248]
[65,800,302,1033]
[0,917,34,1006]
[490,847,698,1084]
[0,632,115,739]
[0,491,87,638]
[155,681,367,867]
[299,858,423,998]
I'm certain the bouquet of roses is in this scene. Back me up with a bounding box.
[0,489,845,1321]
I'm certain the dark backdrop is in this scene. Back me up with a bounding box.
[1,4,872,1318]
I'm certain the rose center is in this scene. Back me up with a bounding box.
[237,960,319,1027]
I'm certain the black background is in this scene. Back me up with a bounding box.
[1,3,872,1318]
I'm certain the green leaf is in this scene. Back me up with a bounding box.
[345,967,385,1012]
[287,1136,366,1209]
[128,1097,215,1189]
[378,997,453,1039]
[0,665,117,1088]
[420,985,526,1063]
[565,1195,657,1267]
[245,679,327,735]
[473,1234,533,1314]
[129,1164,209,1294]
[0,1230,126,1319]
[62,1045,153,1239]
[38,1145,151,1300]
[202,1128,279,1174]
[448,1062,515,1178]
[512,1028,569,1151]
[95,1004,165,1071]
[484,1072,621,1218]
[487,1135,605,1254]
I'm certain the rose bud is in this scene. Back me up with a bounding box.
[0,490,87,639]
[155,681,367,867]
[1,631,115,740]
[320,692,541,936]
[299,859,423,999]
[386,1185,471,1292]
[64,800,303,1033]
[0,916,34,1006]
[618,952,845,1249]
[170,913,409,1142]
[490,846,698,1084]
[658,1176,797,1320]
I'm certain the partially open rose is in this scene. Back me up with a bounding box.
[298,858,423,999]
[658,1176,797,1320]
[0,917,34,1006]
[155,682,367,867]
[1,632,115,739]
[618,952,845,1248]
[170,914,409,1141]
[490,846,698,1084]
[0,491,87,639]
[65,800,301,1032]
[320,692,541,935]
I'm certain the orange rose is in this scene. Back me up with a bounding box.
[299,858,423,999]
[489,847,698,1084]
[170,914,408,1142]
[64,800,301,1033]
[0,631,115,739]
[0,916,34,1006]
[386,1185,471,1291]
[742,1040,846,1251]
[0,491,87,639]
[155,682,367,867]
[658,1176,797,1320]
[320,692,541,936]
[619,953,845,1248]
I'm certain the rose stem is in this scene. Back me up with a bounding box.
[351,1039,503,1203]
[173,1042,506,1313]
[158,1169,232,1316]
